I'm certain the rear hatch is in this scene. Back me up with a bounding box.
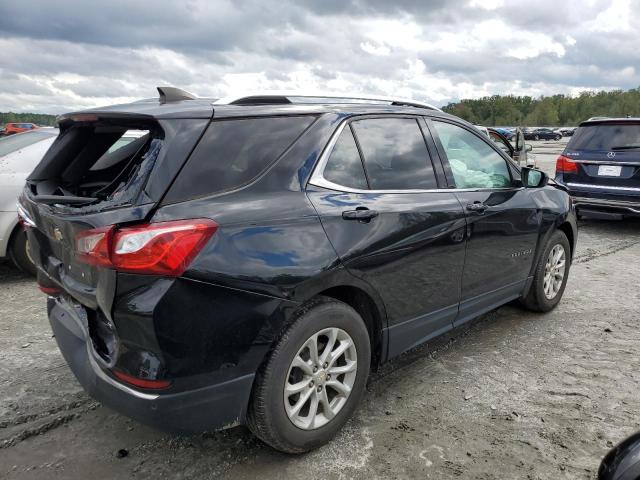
[560,121,640,198]
[19,111,210,315]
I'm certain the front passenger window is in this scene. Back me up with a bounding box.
[432,121,512,189]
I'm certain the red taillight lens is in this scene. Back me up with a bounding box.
[556,155,578,174]
[38,285,62,295]
[112,370,172,390]
[76,226,113,267]
[75,219,217,276]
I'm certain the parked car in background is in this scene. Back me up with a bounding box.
[3,122,39,135]
[555,117,640,219]
[21,89,576,453]
[524,128,562,141]
[1,128,58,274]
[493,127,515,141]
[1,128,142,275]
[559,127,576,137]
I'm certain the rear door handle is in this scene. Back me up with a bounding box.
[465,202,488,213]
[342,209,379,221]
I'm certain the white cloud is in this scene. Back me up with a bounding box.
[0,0,638,113]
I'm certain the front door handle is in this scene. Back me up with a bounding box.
[466,202,488,214]
[342,208,379,221]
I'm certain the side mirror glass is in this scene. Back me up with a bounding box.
[521,167,548,188]
[525,144,533,152]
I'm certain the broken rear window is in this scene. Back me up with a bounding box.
[28,121,160,210]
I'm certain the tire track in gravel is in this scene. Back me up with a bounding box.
[573,239,640,264]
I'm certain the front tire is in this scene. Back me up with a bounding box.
[247,297,371,453]
[520,230,571,312]
[9,227,37,276]
[534,134,540,141]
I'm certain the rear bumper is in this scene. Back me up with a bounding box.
[48,295,255,433]
[572,196,640,216]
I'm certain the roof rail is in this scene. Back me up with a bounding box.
[212,92,442,111]
[157,86,197,104]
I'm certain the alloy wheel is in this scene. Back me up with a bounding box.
[543,244,566,299]
[284,328,357,430]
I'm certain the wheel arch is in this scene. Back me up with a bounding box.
[314,285,386,368]
[2,216,22,258]
[557,221,575,260]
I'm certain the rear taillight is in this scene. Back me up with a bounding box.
[75,219,217,276]
[556,155,578,174]
[76,226,113,267]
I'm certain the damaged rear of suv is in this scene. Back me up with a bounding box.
[21,89,576,453]
[19,93,235,431]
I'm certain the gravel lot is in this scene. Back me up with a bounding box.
[2,139,640,479]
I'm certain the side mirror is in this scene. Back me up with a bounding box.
[521,167,548,188]
[525,144,533,152]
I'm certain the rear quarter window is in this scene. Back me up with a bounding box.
[166,115,315,201]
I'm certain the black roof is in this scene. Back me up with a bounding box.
[57,91,460,124]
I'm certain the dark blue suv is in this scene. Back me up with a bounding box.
[556,118,640,219]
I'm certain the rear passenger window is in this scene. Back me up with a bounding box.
[171,116,314,200]
[351,118,437,190]
[323,127,368,190]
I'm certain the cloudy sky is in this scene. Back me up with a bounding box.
[0,0,638,113]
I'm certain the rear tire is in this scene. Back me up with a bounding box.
[9,227,37,276]
[247,296,371,453]
[520,230,570,312]
[534,135,540,140]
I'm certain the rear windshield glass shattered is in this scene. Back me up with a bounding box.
[28,125,162,211]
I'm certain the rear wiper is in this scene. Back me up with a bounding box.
[611,145,640,150]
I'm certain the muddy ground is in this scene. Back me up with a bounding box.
[2,140,640,479]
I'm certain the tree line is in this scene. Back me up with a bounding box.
[442,87,640,127]
[1,112,57,127]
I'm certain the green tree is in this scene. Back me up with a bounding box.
[442,87,640,126]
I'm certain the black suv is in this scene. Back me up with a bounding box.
[19,89,577,453]
[556,117,640,219]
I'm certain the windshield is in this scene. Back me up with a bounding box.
[568,123,640,150]
[0,130,57,157]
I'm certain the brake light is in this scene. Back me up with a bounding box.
[76,226,113,267]
[112,370,172,390]
[556,155,578,174]
[75,219,217,276]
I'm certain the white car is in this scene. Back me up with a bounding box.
[1,128,144,275]
[0,128,59,274]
